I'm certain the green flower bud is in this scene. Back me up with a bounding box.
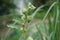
[27,16,33,23]
[28,7,32,9]
[20,27,23,31]
[22,8,27,14]
[27,36,33,40]
[28,2,36,10]
[28,2,32,7]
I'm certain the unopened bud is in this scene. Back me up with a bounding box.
[20,27,23,31]
[27,16,33,23]
[22,8,27,14]
[28,2,36,10]
[27,36,33,40]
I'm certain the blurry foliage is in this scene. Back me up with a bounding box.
[0,0,60,40]
[0,0,16,29]
[0,0,16,15]
[33,0,53,7]
[6,0,60,40]
[5,3,36,40]
[33,0,47,7]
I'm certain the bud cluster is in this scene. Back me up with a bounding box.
[22,2,36,23]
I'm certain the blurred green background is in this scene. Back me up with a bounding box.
[0,0,60,40]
